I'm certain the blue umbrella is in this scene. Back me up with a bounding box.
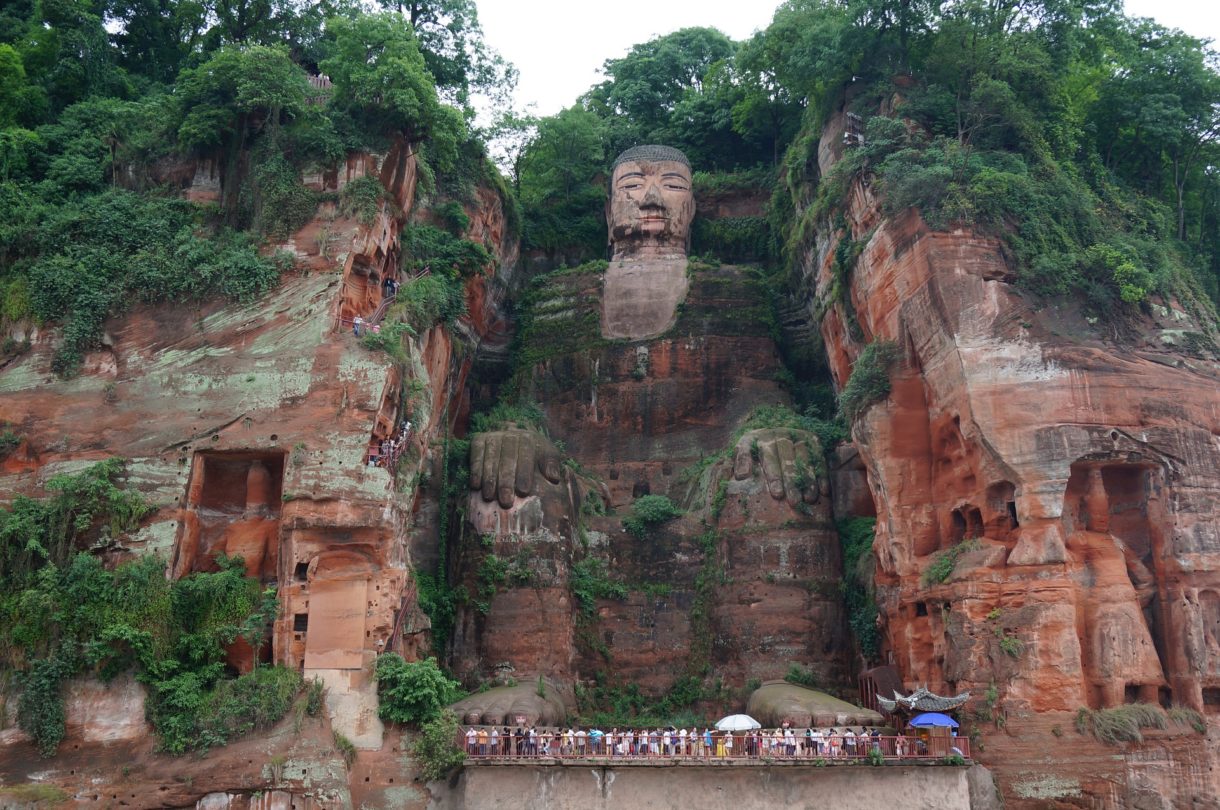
[908,712,959,728]
[588,729,604,738]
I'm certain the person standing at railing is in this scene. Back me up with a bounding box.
[465,726,477,754]
[895,733,906,758]
[490,726,499,755]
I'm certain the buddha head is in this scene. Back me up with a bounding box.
[607,145,695,260]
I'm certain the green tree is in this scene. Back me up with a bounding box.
[584,27,736,156]
[1090,21,1220,240]
[15,0,128,115]
[376,0,516,109]
[374,653,461,725]
[99,0,208,83]
[321,12,444,143]
[411,708,466,781]
[175,44,309,218]
[517,106,607,255]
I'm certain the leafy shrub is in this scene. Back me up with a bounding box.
[1,276,31,323]
[305,677,326,717]
[816,113,1206,314]
[691,216,773,262]
[360,320,415,365]
[998,631,1025,658]
[921,538,981,586]
[0,458,150,578]
[570,557,628,616]
[188,666,302,750]
[0,427,20,458]
[339,176,388,225]
[374,654,462,725]
[868,747,885,765]
[838,517,880,660]
[247,151,318,238]
[436,200,470,235]
[470,401,544,433]
[577,677,708,729]
[839,340,900,422]
[395,273,467,333]
[412,709,466,781]
[475,554,508,612]
[23,190,282,376]
[622,495,683,539]
[784,664,819,688]
[2,544,289,756]
[402,223,492,278]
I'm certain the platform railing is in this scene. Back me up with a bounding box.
[456,728,969,762]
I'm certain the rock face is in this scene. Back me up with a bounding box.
[447,145,853,703]
[0,138,513,807]
[450,260,852,696]
[806,106,1220,806]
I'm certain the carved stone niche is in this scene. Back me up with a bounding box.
[1062,459,1172,709]
[171,451,286,585]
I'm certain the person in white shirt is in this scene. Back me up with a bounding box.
[465,726,477,754]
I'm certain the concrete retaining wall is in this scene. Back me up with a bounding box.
[443,762,976,810]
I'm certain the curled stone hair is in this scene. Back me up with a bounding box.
[611,144,691,171]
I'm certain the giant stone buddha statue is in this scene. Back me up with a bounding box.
[449,146,850,725]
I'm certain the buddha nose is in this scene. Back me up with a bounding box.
[641,182,665,208]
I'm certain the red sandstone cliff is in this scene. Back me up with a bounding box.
[809,105,1220,808]
[0,140,515,808]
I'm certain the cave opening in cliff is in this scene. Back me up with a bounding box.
[1203,688,1220,712]
[1064,461,1162,556]
[172,450,286,583]
[985,481,1019,540]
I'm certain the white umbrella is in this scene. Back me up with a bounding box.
[715,714,762,731]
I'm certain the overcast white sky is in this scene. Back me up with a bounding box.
[475,0,1220,118]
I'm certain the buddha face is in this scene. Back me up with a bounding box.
[607,158,695,259]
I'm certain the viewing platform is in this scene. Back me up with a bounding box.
[458,730,971,765]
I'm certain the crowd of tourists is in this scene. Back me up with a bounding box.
[461,725,938,760]
[368,420,413,468]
